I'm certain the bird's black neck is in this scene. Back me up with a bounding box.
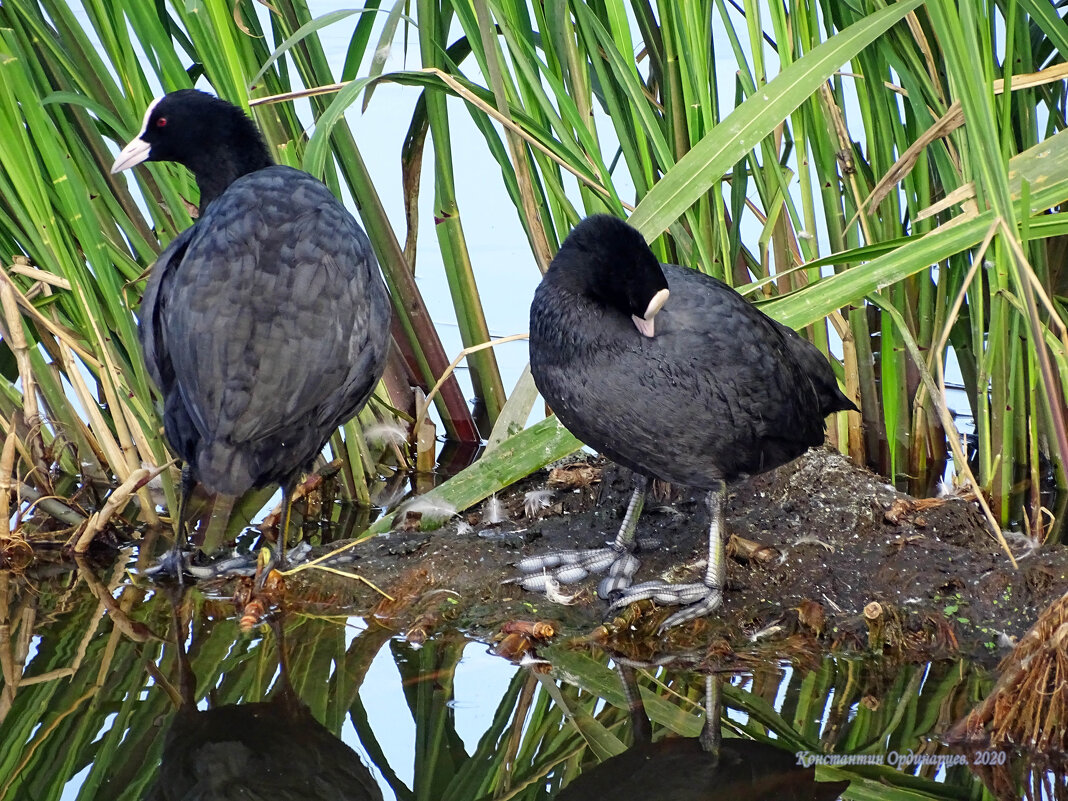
[189,137,273,215]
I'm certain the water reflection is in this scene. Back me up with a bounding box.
[147,591,381,800]
[0,562,1064,800]
[553,665,847,801]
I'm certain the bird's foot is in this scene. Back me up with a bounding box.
[511,545,641,599]
[143,547,192,581]
[144,548,257,582]
[143,542,313,583]
[606,580,723,633]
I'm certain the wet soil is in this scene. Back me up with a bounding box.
[293,448,1068,667]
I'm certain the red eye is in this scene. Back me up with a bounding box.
[156,117,167,128]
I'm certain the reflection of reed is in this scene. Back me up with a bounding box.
[967,755,1068,801]
[947,589,1068,800]
[556,667,848,801]
[950,589,1068,753]
[146,591,382,800]
[1,558,136,726]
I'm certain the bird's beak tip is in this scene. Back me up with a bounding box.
[111,137,151,174]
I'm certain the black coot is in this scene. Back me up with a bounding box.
[556,669,849,801]
[148,594,383,800]
[112,89,391,572]
[519,215,855,630]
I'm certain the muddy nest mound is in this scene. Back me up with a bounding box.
[305,448,1068,666]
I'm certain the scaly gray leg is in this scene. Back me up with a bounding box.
[606,484,726,632]
[513,474,648,597]
[699,673,722,760]
[150,464,197,583]
[256,476,297,590]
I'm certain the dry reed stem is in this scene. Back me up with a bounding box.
[71,464,167,553]
[302,564,395,601]
[8,263,156,517]
[862,62,1068,219]
[251,71,628,210]
[903,10,946,106]
[5,261,160,527]
[415,332,530,426]
[50,317,161,525]
[473,3,554,274]
[0,266,99,367]
[0,431,17,540]
[73,556,154,644]
[0,275,41,450]
[920,221,1018,566]
[6,262,70,290]
[950,590,1068,751]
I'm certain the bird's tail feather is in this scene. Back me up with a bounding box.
[196,440,256,498]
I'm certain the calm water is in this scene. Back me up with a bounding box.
[1,558,1061,801]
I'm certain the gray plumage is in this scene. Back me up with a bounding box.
[140,166,389,495]
[147,694,384,801]
[114,89,390,530]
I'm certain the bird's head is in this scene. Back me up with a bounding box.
[551,214,670,338]
[111,90,272,211]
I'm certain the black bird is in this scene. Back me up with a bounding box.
[112,89,391,571]
[148,594,383,800]
[556,668,849,801]
[519,215,855,630]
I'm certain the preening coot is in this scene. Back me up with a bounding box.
[112,90,391,572]
[519,215,856,631]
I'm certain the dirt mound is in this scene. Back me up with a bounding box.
[297,448,1066,666]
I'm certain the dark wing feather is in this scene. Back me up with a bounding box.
[531,264,842,489]
[139,226,197,394]
[153,166,389,494]
[139,226,202,465]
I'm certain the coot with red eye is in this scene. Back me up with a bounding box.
[518,215,856,631]
[112,89,391,576]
